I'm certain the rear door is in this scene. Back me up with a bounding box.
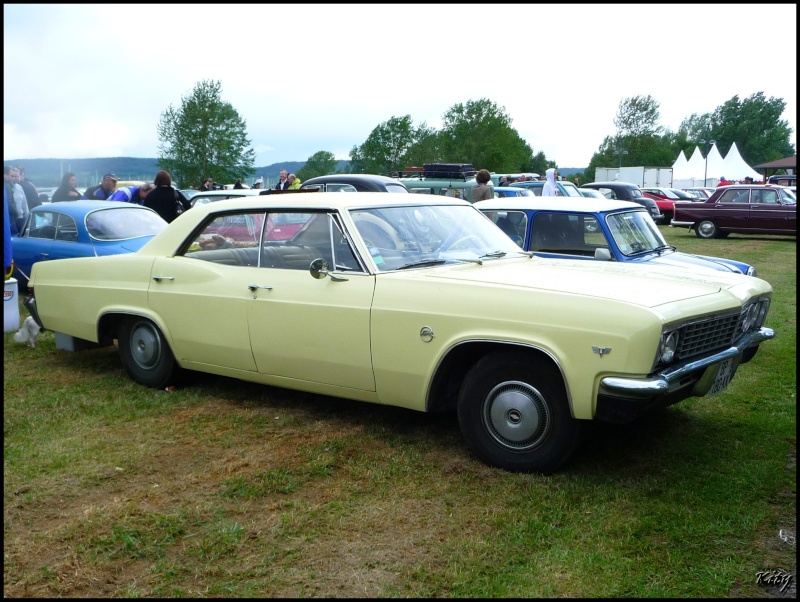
[749,188,794,233]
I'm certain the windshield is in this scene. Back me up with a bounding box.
[85,207,167,241]
[348,204,525,272]
[606,210,668,256]
[780,187,796,203]
[559,182,583,197]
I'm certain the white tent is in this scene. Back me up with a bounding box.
[722,142,763,182]
[672,149,688,175]
[704,143,726,184]
[673,146,713,187]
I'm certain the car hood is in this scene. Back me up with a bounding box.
[631,251,744,274]
[413,257,766,308]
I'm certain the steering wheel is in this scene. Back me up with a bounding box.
[354,216,404,250]
[445,234,483,251]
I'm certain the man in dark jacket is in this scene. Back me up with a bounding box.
[16,165,41,210]
[83,173,119,200]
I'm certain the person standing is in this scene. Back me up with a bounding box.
[16,165,41,210]
[717,176,731,187]
[51,172,83,202]
[233,178,244,189]
[4,166,28,234]
[472,169,493,201]
[143,170,190,223]
[108,182,154,204]
[83,173,119,200]
[198,177,213,191]
[287,174,302,190]
[275,169,290,190]
[542,168,559,196]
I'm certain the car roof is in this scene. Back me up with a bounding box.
[473,197,642,213]
[302,174,401,185]
[33,200,157,216]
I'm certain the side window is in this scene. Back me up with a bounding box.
[325,184,357,192]
[28,212,58,239]
[758,190,779,204]
[183,211,265,267]
[55,213,78,242]
[718,189,749,203]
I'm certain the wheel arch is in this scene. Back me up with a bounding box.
[426,341,570,414]
[97,310,173,349]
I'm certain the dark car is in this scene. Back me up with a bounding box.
[671,184,796,238]
[767,174,796,187]
[299,174,409,193]
[581,182,663,223]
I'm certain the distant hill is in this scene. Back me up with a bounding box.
[4,157,350,189]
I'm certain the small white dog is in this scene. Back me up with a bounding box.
[13,316,42,348]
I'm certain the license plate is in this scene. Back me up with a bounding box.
[708,358,735,397]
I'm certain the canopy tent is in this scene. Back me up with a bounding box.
[673,142,765,187]
[672,149,688,175]
[722,142,763,182]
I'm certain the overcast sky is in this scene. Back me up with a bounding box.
[4,4,797,169]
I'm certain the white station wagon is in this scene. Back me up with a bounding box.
[26,192,775,473]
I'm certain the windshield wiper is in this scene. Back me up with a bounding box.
[397,258,447,270]
[655,244,676,255]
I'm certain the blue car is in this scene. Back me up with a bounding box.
[493,186,535,198]
[11,201,168,287]
[473,197,757,276]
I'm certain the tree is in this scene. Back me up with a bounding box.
[678,92,794,165]
[438,99,534,172]
[349,115,431,175]
[296,151,338,181]
[156,80,255,188]
[614,95,663,138]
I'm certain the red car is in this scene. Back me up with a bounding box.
[671,185,796,238]
[641,188,698,225]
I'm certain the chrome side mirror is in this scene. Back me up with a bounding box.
[594,248,612,261]
[310,258,329,279]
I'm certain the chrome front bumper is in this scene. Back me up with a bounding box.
[599,326,775,399]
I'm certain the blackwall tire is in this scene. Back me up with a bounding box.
[695,220,719,239]
[457,352,581,474]
[118,316,177,388]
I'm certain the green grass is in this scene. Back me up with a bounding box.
[3,227,795,598]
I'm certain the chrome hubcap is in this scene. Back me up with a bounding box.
[130,322,161,370]
[483,381,550,451]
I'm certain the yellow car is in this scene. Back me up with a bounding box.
[26,193,775,473]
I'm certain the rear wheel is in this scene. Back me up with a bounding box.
[695,220,719,239]
[118,316,177,388]
[457,351,581,474]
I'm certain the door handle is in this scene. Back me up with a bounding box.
[152,276,175,281]
[248,284,273,291]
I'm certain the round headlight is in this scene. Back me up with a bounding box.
[660,331,679,363]
[741,304,758,332]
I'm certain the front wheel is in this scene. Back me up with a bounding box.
[457,352,581,474]
[695,220,719,239]
[661,210,673,226]
[118,316,178,388]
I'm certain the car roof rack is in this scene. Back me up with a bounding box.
[399,163,477,180]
